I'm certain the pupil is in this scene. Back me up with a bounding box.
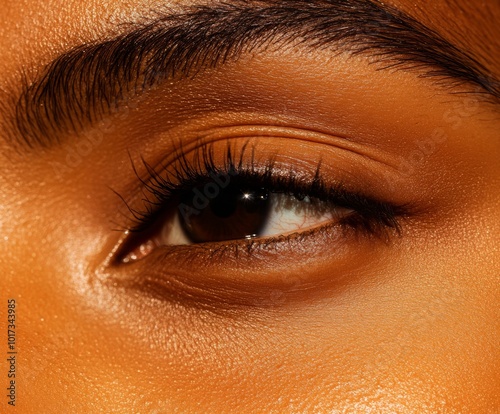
[180,182,270,243]
[210,188,239,218]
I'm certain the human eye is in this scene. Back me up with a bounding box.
[113,139,406,269]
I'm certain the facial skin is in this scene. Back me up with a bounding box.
[0,0,499,412]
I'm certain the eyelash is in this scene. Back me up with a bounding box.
[117,140,405,257]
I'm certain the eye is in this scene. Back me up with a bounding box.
[115,141,404,265]
[121,178,355,263]
[123,179,353,261]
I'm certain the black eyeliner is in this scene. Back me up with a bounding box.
[119,141,405,240]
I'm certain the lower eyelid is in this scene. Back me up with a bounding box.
[121,192,360,262]
[120,209,339,263]
[104,218,401,309]
[116,207,399,268]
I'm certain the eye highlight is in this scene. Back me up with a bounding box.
[115,140,404,265]
[176,181,273,244]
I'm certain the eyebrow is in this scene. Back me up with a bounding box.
[10,0,500,149]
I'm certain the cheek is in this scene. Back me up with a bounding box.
[70,239,491,412]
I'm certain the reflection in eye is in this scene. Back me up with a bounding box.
[117,141,403,264]
[176,183,272,244]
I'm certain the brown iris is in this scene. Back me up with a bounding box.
[179,182,271,243]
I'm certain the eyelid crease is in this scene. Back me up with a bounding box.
[10,0,500,149]
[194,124,403,171]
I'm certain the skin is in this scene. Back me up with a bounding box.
[0,0,499,413]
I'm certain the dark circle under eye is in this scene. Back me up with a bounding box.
[179,182,270,243]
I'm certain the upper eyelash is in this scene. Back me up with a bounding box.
[117,140,405,237]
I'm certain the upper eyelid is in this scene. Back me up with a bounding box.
[10,0,499,150]
[116,140,405,236]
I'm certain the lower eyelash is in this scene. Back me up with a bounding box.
[117,140,406,244]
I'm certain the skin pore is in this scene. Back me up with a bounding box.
[0,0,499,412]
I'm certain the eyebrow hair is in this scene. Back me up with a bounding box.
[10,0,500,149]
